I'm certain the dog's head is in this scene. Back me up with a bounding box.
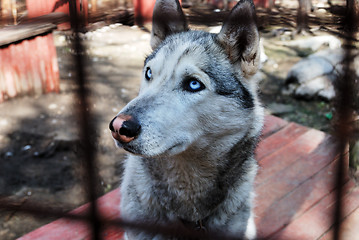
[110,0,263,157]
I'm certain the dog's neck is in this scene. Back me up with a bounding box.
[139,134,258,222]
[145,132,257,182]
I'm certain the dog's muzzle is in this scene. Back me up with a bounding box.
[109,114,141,143]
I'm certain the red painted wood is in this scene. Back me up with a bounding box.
[18,188,122,240]
[256,122,309,160]
[319,205,359,240]
[261,115,288,138]
[256,155,350,238]
[26,0,88,29]
[253,0,270,8]
[1,45,16,99]
[255,133,340,217]
[101,225,125,240]
[208,0,270,9]
[133,0,155,24]
[0,33,60,103]
[46,33,60,93]
[255,129,330,187]
[269,182,359,240]
[26,0,88,19]
[133,0,182,24]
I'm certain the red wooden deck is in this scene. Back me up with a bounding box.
[18,115,359,240]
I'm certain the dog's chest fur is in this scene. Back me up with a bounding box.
[122,136,257,223]
[123,155,220,222]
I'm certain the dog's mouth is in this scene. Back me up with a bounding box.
[122,143,140,155]
[166,142,184,153]
[114,139,138,154]
[115,138,186,157]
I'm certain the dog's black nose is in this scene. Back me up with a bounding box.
[109,115,141,143]
[120,118,141,138]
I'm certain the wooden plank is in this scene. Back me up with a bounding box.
[0,23,56,47]
[25,12,69,25]
[319,205,359,240]
[18,218,90,240]
[254,133,340,218]
[18,189,123,240]
[256,155,349,238]
[101,226,125,240]
[268,182,359,240]
[256,122,309,160]
[76,225,124,240]
[255,129,331,187]
[0,11,68,47]
[261,115,288,138]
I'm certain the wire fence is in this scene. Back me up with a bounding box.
[0,0,358,239]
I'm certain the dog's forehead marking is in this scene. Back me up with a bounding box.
[145,31,213,65]
[143,30,254,109]
[145,35,212,86]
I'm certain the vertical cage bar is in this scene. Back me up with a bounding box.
[332,2,358,240]
[67,0,102,239]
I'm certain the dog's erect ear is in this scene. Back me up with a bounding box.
[217,0,260,78]
[151,0,188,50]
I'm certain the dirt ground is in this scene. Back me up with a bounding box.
[0,5,349,239]
[0,24,150,239]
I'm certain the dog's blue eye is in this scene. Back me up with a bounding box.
[183,78,205,92]
[145,67,152,81]
[189,80,201,90]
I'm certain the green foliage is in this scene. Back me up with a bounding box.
[325,112,333,120]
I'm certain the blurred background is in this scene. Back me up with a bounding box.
[0,0,358,239]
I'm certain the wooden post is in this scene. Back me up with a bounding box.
[347,0,359,30]
[297,0,310,33]
[1,0,17,25]
[133,0,182,25]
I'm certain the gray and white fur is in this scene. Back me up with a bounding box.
[109,0,264,239]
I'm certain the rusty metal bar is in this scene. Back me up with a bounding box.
[332,5,358,240]
[67,0,101,239]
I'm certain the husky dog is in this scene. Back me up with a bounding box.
[109,0,263,239]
